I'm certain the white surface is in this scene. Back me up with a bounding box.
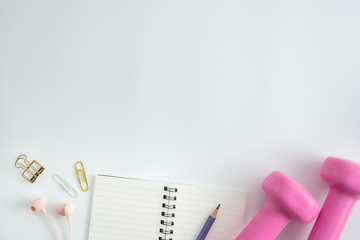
[1,0,360,239]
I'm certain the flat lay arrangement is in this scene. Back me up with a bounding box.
[13,153,360,240]
[3,1,360,239]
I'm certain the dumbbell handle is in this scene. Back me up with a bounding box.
[308,186,357,240]
[235,200,291,240]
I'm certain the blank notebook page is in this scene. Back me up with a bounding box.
[88,175,247,240]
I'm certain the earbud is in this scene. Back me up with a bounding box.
[30,197,46,213]
[30,198,61,240]
[57,203,74,240]
[57,203,74,221]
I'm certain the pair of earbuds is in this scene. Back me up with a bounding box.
[30,198,73,240]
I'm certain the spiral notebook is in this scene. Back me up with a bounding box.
[88,174,247,240]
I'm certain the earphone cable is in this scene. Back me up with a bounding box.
[68,219,72,240]
[42,211,61,240]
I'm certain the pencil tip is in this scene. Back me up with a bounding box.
[216,204,221,210]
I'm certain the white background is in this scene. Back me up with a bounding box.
[1,0,360,239]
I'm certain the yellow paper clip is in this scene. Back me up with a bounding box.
[75,161,89,191]
[15,154,45,183]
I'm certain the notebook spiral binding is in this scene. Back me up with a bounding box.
[159,186,178,240]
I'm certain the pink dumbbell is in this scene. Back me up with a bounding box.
[236,171,320,240]
[308,157,360,240]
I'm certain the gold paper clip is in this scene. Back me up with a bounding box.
[15,154,45,183]
[75,161,89,191]
[53,174,78,198]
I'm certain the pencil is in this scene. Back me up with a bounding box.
[196,204,221,240]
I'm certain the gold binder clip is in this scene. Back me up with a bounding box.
[15,154,45,183]
[75,161,89,191]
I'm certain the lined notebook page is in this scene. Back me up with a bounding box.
[169,183,247,239]
[88,175,247,240]
[88,175,167,239]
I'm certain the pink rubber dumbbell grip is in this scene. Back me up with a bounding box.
[235,171,320,240]
[308,157,360,240]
